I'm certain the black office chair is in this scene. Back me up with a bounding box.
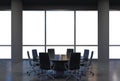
[85,51,94,76]
[82,49,89,62]
[65,52,81,81]
[48,49,55,60]
[27,51,39,76]
[80,49,89,75]
[32,49,39,62]
[39,52,55,80]
[81,51,94,76]
[66,49,73,59]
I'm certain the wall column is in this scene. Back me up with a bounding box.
[98,0,109,81]
[98,0,109,64]
[11,0,23,81]
[11,0,22,63]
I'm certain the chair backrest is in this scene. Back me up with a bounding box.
[88,51,94,66]
[69,52,81,70]
[66,49,73,59]
[83,49,89,61]
[48,49,55,59]
[27,51,32,66]
[39,52,51,70]
[32,49,38,62]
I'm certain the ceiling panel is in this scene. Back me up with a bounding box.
[0,0,120,10]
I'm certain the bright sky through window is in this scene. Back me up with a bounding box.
[0,11,11,59]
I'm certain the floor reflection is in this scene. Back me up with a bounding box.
[11,61,23,81]
[0,60,120,81]
[97,62,109,81]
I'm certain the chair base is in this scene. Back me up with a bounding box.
[65,68,81,81]
[66,73,81,81]
[38,70,55,80]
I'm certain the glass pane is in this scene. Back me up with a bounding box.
[76,46,98,59]
[23,11,45,45]
[76,11,98,45]
[0,11,11,45]
[23,46,45,59]
[110,11,120,45]
[0,47,11,59]
[109,47,120,59]
[46,46,74,55]
[47,11,74,45]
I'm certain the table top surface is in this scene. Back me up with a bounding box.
[51,54,69,61]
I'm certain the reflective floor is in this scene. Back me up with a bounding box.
[0,60,118,81]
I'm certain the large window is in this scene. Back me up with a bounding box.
[23,10,98,59]
[0,11,11,59]
[23,11,45,58]
[76,11,98,59]
[46,11,74,45]
[23,11,45,45]
[46,11,74,55]
[76,11,98,45]
[109,11,120,59]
